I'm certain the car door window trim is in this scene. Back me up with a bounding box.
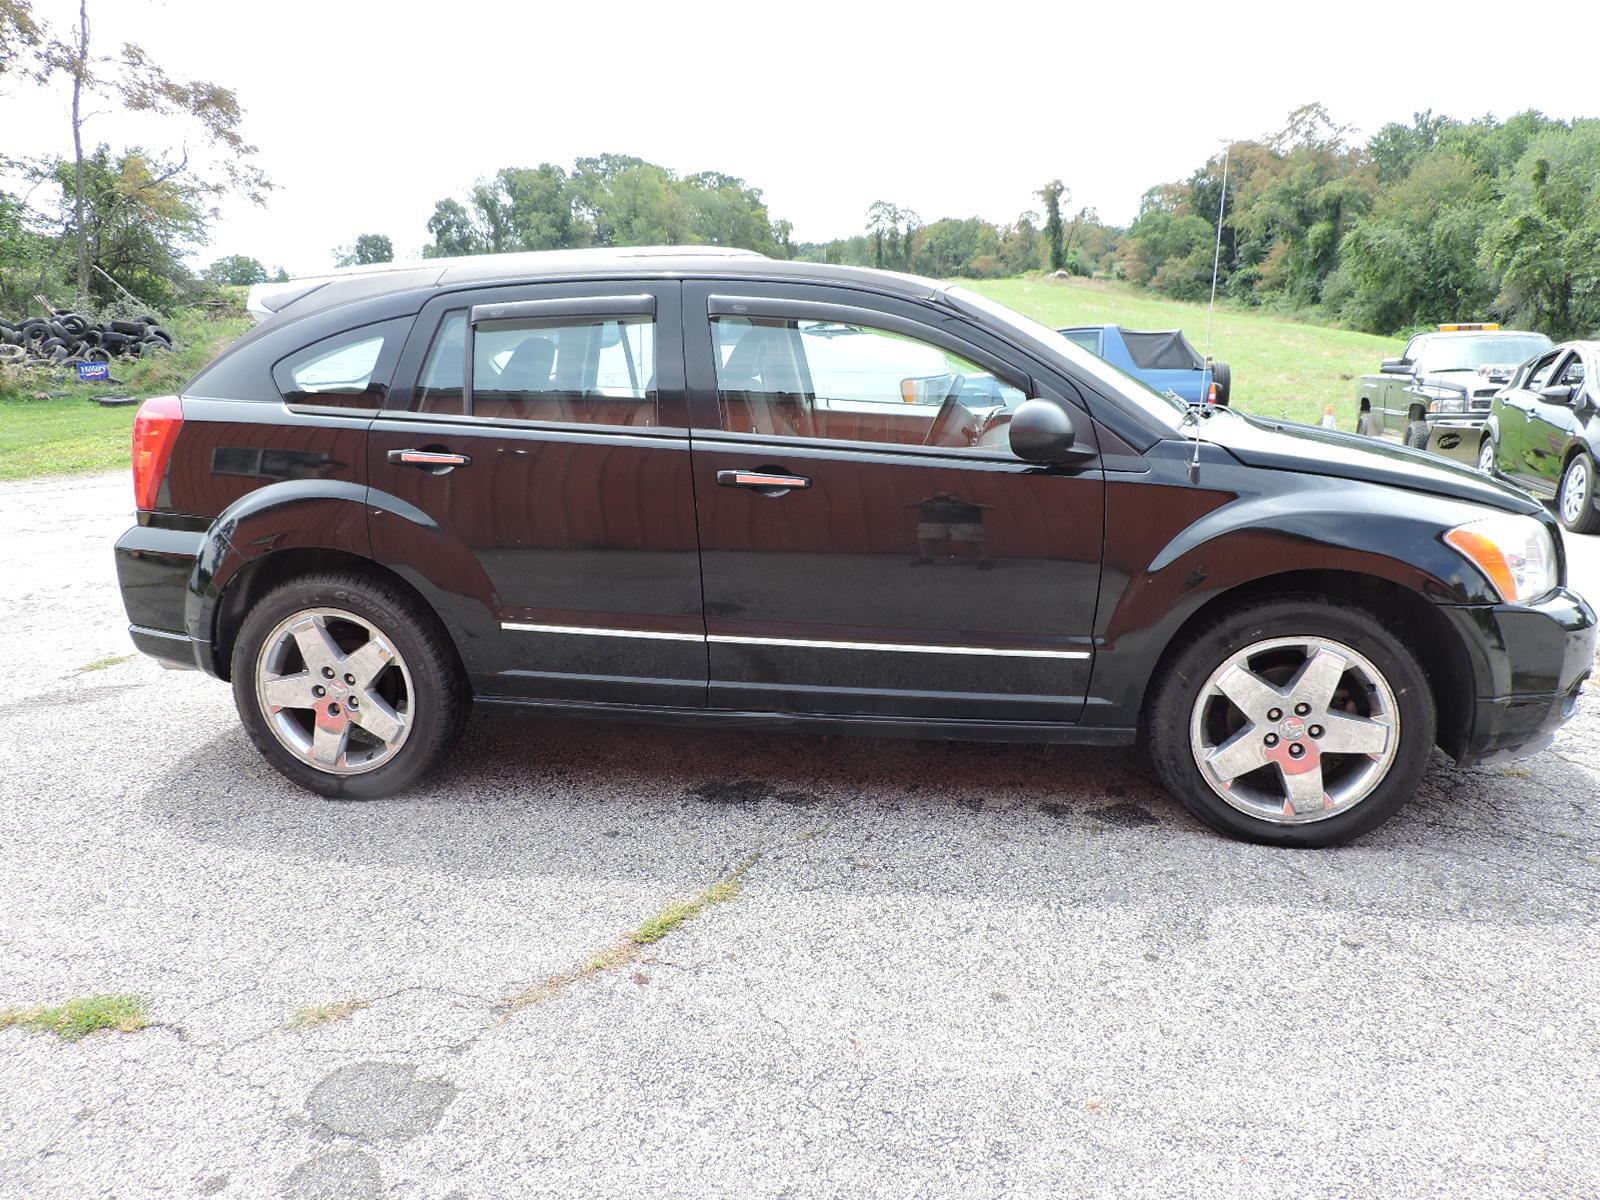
[469,294,655,325]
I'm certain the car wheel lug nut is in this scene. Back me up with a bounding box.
[1295,703,1311,716]
[313,685,325,697]
[1289,743,1305,758]
[1309,724,1323,738]
[1268,708,1282,721]
[344,673,355,685]
[1265,733,1279,746]
[321,667,335,679]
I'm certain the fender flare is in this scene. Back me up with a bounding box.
[186,479,373,648]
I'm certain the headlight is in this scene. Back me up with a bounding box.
[1444,515,1556,603]
[1428,396,1466,414]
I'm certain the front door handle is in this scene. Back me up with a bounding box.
[716,469,812,495]
[388,448,472,469]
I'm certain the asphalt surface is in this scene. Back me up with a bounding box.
[2,472,1598,1199]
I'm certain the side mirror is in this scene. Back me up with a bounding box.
[1380,358,1412,375]
[1009,398,1089,464]
[1539,384,1575,405]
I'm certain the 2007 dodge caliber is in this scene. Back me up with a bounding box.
[114,248,1596,846]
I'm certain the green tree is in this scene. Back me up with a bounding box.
[38,0,270,295]
[1482,122,1600,339]
[50,146,206,309]
[422,198,485,258]
[336,233,393,267]
[203,254,269,286]
[1037,180,1067,271]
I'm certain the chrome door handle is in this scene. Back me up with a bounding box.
[716,469,812,494]
[388,448,472,468]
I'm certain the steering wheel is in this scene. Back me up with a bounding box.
[922,374,970,448]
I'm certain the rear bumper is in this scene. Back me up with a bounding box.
[1441,587,1597,766]
[114,523,218,676]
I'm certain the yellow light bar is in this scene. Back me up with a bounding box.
[1439,322,1500,332]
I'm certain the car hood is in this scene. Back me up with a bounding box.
[1200,412,1544,515]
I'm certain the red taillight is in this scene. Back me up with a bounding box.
[1207,382,1219,404]
[131,394,183,511]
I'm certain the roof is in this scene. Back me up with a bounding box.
[246,247,943,323]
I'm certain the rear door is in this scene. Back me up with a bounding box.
[367,280,706,707]
[683,280,1104,724]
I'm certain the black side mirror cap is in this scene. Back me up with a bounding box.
[1008,398,1094,464]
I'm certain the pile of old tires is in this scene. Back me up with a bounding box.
[0,311,173,369]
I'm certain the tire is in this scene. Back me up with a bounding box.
[1557,452,1600,535]
[1355,410,1375,437]
[109,318,148,336]
[1403,419,1430,449]
[1477,436,1498,476]
[1147,595,1436,847]
[1211,362,1232,406]
[230,571,470,799]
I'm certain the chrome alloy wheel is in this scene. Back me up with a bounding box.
[254,607,413,775]
[1478,438,1496,475]
[1561,456,1590,527]
[1189,636,1399,824]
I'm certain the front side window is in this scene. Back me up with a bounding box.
[711,316,1024,451]
[1557,355,1586,388]
[1527,352,1564,391]
[272,317,411,410]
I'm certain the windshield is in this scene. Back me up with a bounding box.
[1415,334,1552,373]
[942,286,1188,427]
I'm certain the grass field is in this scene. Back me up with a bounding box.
[0,306,251,482]
[962,276,1402,428]
[0,276,1399,483]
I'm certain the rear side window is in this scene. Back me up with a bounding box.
[272,318,411,410]
[410,310,659,427]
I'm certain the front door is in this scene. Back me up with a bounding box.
[1501,349,1567,488]
[1527,351,1587,487]
[367,281,706,707]
[682,281,1104,723]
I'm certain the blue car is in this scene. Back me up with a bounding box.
[1059,324,1229,406]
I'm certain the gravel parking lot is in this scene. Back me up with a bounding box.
[2,472,1599,1199]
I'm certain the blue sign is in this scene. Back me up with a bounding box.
[76,361,110,382]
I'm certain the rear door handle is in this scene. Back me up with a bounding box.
[388,448,472,468]
[716,469,811,494]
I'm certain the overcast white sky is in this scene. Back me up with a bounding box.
[7,0,1600,275]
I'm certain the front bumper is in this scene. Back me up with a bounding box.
[1440,586,1597,766]
[114,522,215,674]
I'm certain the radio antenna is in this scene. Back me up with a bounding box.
[1204,144,1230,367]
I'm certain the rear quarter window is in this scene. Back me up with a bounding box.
[271,317,413,411]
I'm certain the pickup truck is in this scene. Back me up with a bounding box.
[1354,324,1551,463]
[1058,325,1228,405]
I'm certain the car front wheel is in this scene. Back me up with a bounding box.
[1148,597,1436,847]
[1403,419,1430,449]
[231,572,469,798]
[1558,452,1600,535]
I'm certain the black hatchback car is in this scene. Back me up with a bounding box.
[1482,340,1600,535]
[115,247,1596,847]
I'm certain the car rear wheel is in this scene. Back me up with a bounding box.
[1478,436,1497,476]
[1558,452,1600,534]
[1148,596,1435,847]
[231,572,469,798]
